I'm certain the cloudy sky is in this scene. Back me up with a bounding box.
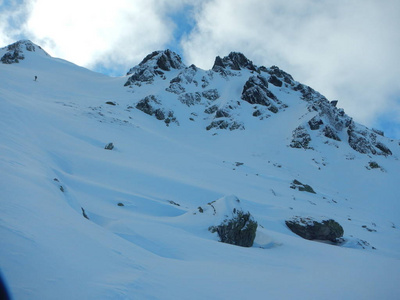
[1,0,399,138]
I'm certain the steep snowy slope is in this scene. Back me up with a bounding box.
[1,40,399,299]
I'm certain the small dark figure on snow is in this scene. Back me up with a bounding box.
[34,76,37,81]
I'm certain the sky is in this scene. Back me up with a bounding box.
[1,0,399,139]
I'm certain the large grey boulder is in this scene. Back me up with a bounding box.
[286,216,344,242]
[209,209,258,247]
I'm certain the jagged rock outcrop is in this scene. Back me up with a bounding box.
[286,216,344,242]
[347,122,391,156]
[212,52,257,73]
[323,125,341,141]
[135,95,178,126]
[202,89,220,101]
[308,116,324,130]
[178,92,201,106]
[261,65,295,86]
[1,40,40,64]
[241,75,280,113]
[125,50,185,86]
[290,126,312,149]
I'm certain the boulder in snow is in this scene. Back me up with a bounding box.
[286,216,344,242]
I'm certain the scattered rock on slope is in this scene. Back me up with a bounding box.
[286,216,344,242]
[135,95,178,126]
[209,209,258,247]
[290,180,316,194]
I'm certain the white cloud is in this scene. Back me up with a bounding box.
[20,0,182,72]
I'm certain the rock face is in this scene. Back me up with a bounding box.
[125,50,185,86]
[135,95,177,126]
[212,52,257,72]
[286,217,344,242]
[347,122,392,156]
[121,48,394,153]
[290,126,312,149]
[241,75,280,113]
[209,209,258,247]
[0,40,38,64]
[262,65,295,85]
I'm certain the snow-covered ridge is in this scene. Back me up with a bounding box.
[1,40,399,300]
[123,48,394,156]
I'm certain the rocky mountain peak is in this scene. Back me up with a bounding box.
[212,51,257,72]
[1,39,49,64]
[125,49,186,86]
[139,49,185,72]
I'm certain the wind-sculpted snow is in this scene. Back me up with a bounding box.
[1,40,400,300]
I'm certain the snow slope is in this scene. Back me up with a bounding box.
[1,41,400,299]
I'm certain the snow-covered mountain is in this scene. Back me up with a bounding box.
[1,40,399,299]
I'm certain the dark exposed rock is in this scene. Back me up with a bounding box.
[209,209,257,247]
[308,116,324,130]
[135,95,177,126]
[290,126,312,149]
[263,65,294,85]
[1,50,24,64]
[347,122,391,156]
[124,68,159,85]
[312,99,351,132]
[169,64,197,85]
[330,100,338,107]
[367,161,380,169]
[215,109,230,118]
[202,89,220,101]
[290,179,316,194]
[105,101,116,106]
[154,109,165,120]
[253,109,262,117]
[136,95,160,116]
[1,40,40,64]
[204,105,218,114]
[125,50,185,86]
[375,142,392,156]
[323,126,341,141]
[178,92,201,106]
[212,52,257,72]
[104,142,114,150]
[241,75,280,112]
[140,49,185,71]
[347,125,377,154]
[206,119,244,131]
[268,75,283,87]
[166,82,185,94]
[294,84,327,103]
[286,216,344,242]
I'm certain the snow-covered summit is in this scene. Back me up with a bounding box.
[0,40,49,64]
